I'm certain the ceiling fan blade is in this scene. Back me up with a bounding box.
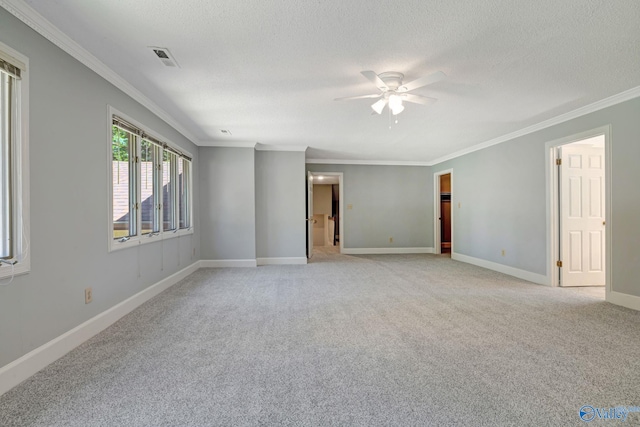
[402,93,438,106]
[334,94,382,101]
[399,71,446,92]
[361,70,388,91]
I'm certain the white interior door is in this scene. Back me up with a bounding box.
[307,171,314,258]
[560,145,605,286]
[434,173,442,254]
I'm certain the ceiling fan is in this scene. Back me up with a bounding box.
[335,70,445,115]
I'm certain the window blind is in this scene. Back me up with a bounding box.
[0,59,21,80]
[112,115,192,161]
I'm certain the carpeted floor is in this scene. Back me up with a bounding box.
[1,252,639,426]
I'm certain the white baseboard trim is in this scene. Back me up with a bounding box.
[451,252,549,285]
[606,290,640,311]
[342,247,434,255]
[0,261,200,397]
[256,257,307,266]
[199,259,257,268]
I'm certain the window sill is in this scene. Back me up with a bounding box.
[0,261,30,280]
[108,227,194,253]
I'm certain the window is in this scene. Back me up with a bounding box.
[162,150,176,231]
[0,66,13,259]
[110,110,192,251]
[0,43,29,279]
[140,139,160,235]
[111,126,136,239]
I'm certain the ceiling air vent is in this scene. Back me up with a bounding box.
[149,47,179,68]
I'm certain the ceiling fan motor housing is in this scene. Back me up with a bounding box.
[378,71,405,91]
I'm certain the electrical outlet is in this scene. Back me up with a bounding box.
[389,237,393,243]
[501,249,506,256]
[85,287,93,304]
[458,202,461,208]
[192,247,196,257]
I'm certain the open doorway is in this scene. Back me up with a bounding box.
[547,127,610,299]
[306,172,344,258]
[434,169,453,256]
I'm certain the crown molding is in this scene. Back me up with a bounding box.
[0,0,201,146]
[306,158,431,166]
[428,85,640,165]
[255,143,308,152]
[199,142,308,151]
[199,141,258,149]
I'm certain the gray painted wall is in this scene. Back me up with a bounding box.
[255,151,306,259]
[0,9,200,368]
[434,139,546,274]
[433,97,640,297]
[306,164,433,249]
[199,147,256,260]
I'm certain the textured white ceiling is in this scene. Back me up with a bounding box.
[22,0,640,162]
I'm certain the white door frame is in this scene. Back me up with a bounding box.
[434,169,453,255]
[545,125,611,294]
[307,171,314,258]
[308,172,344,254]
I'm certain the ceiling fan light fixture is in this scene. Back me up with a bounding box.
[389,95,404,115]
[391,104,405,115]
[371,98,386,114]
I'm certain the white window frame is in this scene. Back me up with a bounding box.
[139,138,162,237]
[178,157,191,230]
[0,42,30,279]
[107,106,193,252]
[162,149,178,233]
